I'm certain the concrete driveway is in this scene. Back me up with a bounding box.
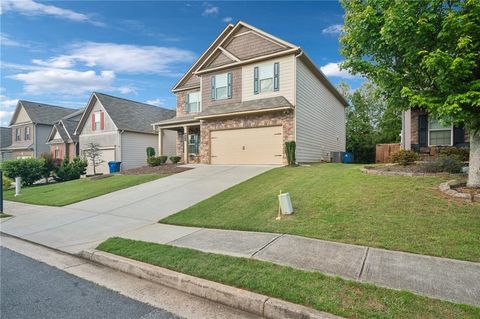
[0,165,274,253]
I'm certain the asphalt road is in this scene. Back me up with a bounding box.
[0,247,181,319]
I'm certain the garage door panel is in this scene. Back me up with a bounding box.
[85,148,115,175]
[211,126,283,165]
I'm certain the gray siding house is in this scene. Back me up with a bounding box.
[75,92,176,174]
[0,127,12,162]
[6,101,77,159]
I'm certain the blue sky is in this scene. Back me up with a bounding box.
[0,0,362,125]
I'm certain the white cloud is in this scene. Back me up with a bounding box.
[1,33,24,47]
[202,3,219,16]
[146,98,163,106]
[10,69,115,95]
[320,62,357,79]
[1,0,104,26]
[32,42,196,74]
[322,24,343,35]
[115,86,136,94]
[0,95,18,126]
[222,17,233,23]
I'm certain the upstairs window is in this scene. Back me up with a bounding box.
[254,62,279,94]
[185,92,200,113]
[15,128,21,141]
[429,118,452,146]
[24,127,31,140]
[211,73,232,100]
[91,111,104,131]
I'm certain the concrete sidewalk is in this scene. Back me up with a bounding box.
[120,224,480,307]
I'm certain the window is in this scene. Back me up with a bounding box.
[15,128,21,141]
[185,92,200,113]
[211,73,231,100]
[429,118,452,146]
[54,149,60,159]
[94,112,101,130]
[188,134,199,154]
[24,127,30,140]
[254,62,279,94]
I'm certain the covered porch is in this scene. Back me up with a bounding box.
[153,117,201,164]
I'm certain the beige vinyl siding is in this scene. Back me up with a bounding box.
[120,132,157,170]
[79,99,121,171]
[242,54,295,105]
[15,105,31,123]
[295,59,346,162]
[161,129,177,157]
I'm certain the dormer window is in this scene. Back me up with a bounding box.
[211,73,232,100]
[254,62,279,94]
[185,92,200,113]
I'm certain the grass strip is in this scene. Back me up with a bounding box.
[98,237,479,319]
[3,174,165,206]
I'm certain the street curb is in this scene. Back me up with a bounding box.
[80,249,342,319]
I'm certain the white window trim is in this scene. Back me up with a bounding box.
[94,111,101,130]
[187,92,201,113]
[427,120,453,147]
[257,63,275,94]
[214,73,228,100]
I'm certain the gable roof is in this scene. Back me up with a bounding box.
[10,100,77,126]
[47,108,84,144]
[170,21,347,107]
[75,92,176,135]
[0,127,12,148]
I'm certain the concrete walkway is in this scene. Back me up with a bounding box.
[119,224,480,307]
[0,165,273,253]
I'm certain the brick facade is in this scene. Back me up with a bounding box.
[175,89,201,117]
[198,110,294,165]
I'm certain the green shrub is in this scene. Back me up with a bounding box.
[147,156,164,167]
[146,147,155,158]
[390,150,420,165]
[54,157,87,182]
[169,156,181,164]
[2,175,13,190]
[2,158,44,186]
[156,156,166,164]
[439,147,469,161]
[285,141,296,166]
[421,155,464,174]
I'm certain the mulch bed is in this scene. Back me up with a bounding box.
[452,183,480,196]
[364,164,466,176]
[121,164,192,175]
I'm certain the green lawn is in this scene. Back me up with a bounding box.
[161,164,480,262]
[0,213,12,218]
[3,174,165,206]
[98,238,480,319]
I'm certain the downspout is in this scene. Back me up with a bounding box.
[118,130,125,163]
[33,123,37,158]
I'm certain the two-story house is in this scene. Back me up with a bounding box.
[6,100,77,159]
[46,108,84,160]
[152,21,348,165]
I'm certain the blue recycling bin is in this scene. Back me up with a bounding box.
[342,152,354,164]
[108,161,122,173]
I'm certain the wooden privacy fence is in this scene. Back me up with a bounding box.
[376,144,401,163]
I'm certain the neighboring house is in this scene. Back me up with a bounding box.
[0,127,12,162]
[152,21,347,165]
[46,108,84,160]
[6,100,77,159]
[75,92,176,174]
[401,108,469,155]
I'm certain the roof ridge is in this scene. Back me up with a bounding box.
[94,92,174,111]
[19,100,73,110]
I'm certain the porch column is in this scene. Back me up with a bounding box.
[158,128,163,156]
[183,125,189,164]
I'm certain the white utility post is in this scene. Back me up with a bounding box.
[15,177,21,196]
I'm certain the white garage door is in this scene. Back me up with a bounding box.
[210,126,283,165]
[85,148,115,175]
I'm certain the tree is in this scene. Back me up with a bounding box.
[340,0,480,187]
[40,153,56,184]
[84,142,104,175]
[338,81,401,163]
